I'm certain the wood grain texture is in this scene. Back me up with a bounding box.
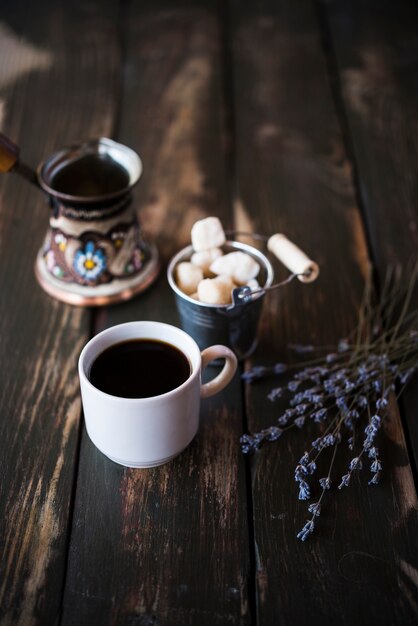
[0,1,119,624]
[230,0,418,624]
[321,0,418,470]
[61,4,250,625]
[2,1,417,624]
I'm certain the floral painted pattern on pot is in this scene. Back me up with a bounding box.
[45,249,66,279]
[41,222,151,286]
[74,241,107,281]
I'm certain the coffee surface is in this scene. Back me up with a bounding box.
[89,339,191,398]
[51,154,130,197]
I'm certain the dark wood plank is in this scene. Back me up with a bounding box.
[0,1,119,624]
[230,0,418,624]
[61,4,250,625]
[321,0,418,467]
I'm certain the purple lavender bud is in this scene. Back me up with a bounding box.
[344,381,356,393]
[344,417,354,431]
[268,387,283,402]
[376,398,388,411]
[290,392,306,407]
[288,380,301,392]
[253,432,265,445]
[334,368,349,381]
[355,374,368,386]
[312,408,327,423]
[294,370,310,381]
[349,457,362,471]
[299,452,309,465]
[324,380,336,393]
[347,409,360,420]
[308,502,321,517]
[312,394,325,405]
[242,365,269,382]
[294,416,306,428]
[368,472,381,485]
[312,437,324,450]
[294,464,308,482]
[338,474,351,489]
[367,446,379,459]
[371,415,382,429]
[357,395,368,408]
[296,403,309,416]
[399,367,415,385]
[297,520,314,541]
[277,410,295,426]
[348,436,354,450]
[336,396,348,411]
[373,380,382,393]
[240,434,257,454]
[338,338,350,353]
[289,344,315,354]
[326,353,338,364]
[322,434,336,447]
[265,426,283,441]
[307,461,317,474]
[329,384,344,397]
[364,424,377,437]
[273,363,287,375]
[363,436,374,449]
[370,459,382,473]
[298,480,311,500]
[319,477,331,490]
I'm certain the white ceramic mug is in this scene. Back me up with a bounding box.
[78,321,237,468]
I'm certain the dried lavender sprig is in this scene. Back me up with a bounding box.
[241,362,287,383]
[297,442,339,541]
[269,353,413,420]
[242,308,417,386]
[240,361,413,456]
[241,264,418,542]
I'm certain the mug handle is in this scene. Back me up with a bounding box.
[200,345,238,399]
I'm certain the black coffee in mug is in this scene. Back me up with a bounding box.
[89,339,191,399]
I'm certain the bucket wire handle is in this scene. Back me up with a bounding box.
[227,230,319,284]
[225,230,320,309]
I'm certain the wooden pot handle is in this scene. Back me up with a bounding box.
[0,132,40,187]
[0,132,20,173]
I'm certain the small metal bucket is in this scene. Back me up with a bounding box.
[167,240,274,360]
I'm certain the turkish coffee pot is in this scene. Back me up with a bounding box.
[0,133,159,306]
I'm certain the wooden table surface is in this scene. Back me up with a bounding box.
[1,1,418,624]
